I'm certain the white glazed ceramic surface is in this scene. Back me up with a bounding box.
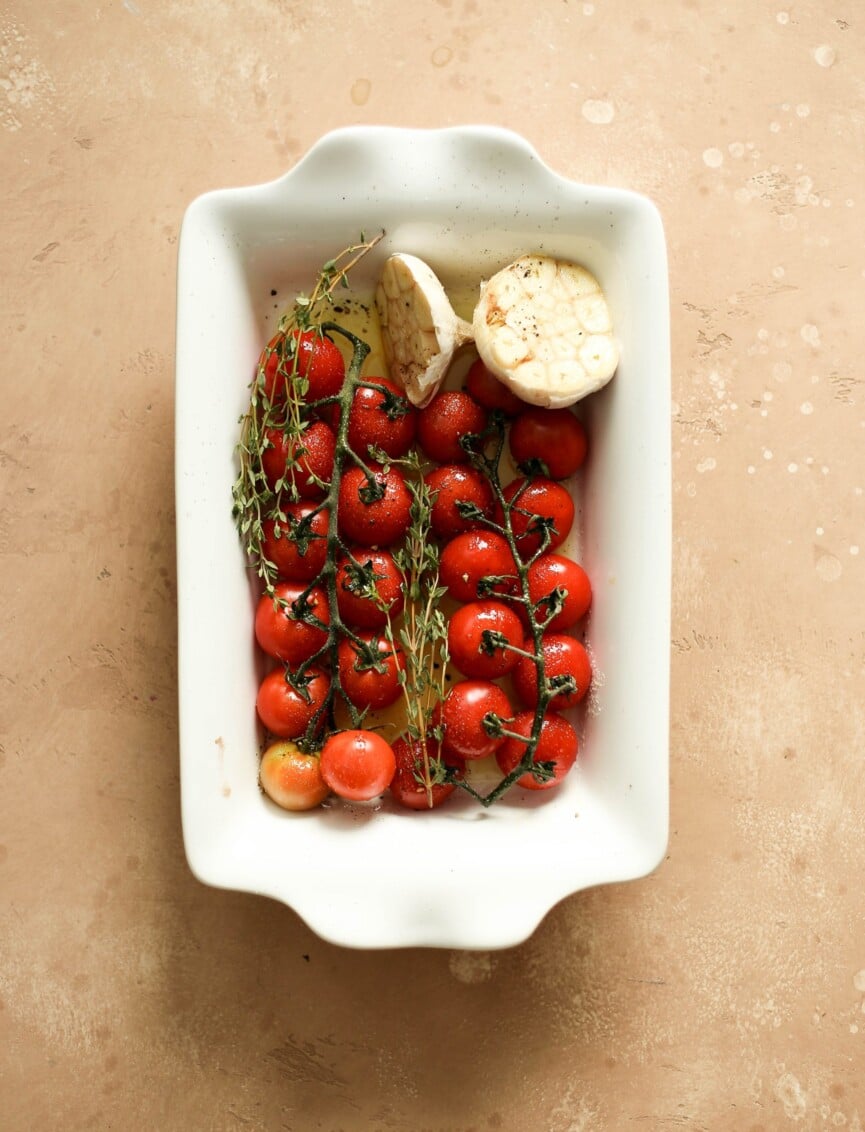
[175,125,671,950]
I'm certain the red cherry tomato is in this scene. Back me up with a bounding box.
[526,553,592,631]
[447,600,524,680]
[512,633,592,710]
[319,729,396,801]
[509,408,588,479]
[337,632,404,711]
[437,679,513,761]
[254,581,330,664]
[337,463,412,546]
[495,710,578,790]
[439,530,518,602]
[465,357,523,415]
[261,503,329,582]
[256,666,330,740]
[424,464,494,539]
[346,376,417,459]
[497,477,575,557]
[336,548,404,629]
[261,420,336,499]
[389,736,464,810]
[260,328,345,404]
[417,390,488,464]
[259,740,330,811]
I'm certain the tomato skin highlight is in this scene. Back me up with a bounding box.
[261,420,336,499]
[526,553,592,631]
[495,710,578,790]
[465,357,523,415]
[417,390,488,464]
[260,328,345,404]
[337,463,412,547]
[261,503,329,582]
[439,530,518,602]
[336,548,404,629]
[346,375,417,459]
[512,633,592,710]
[437,679,513,761]
[389,736,464,810]
[337,632,404,712]
[424,464,494,539]
[319,730,397,801]
[509,407,588,479]
[447,600,524,680]
[256,667,330,740]
[497,476,575,557]
[259,740,330,811]
[254,581,330,664]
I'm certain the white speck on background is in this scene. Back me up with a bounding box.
[788,463,798,473]
[582,99,614,124]
[697,457,717,473]
[856,971,865,992]
[729,141,745,157]
[703,147,724,168]
[773,265,786,279]
[814,44,837,67]
[800,324,821,347]
[774,361,793,380]
[816,527,824,536]
[775,1071,807,1120]
[582,2,595,14]
[796,103,811,117]
[449,951,496,983]
[816,553,842,582]
[801,402,814,415]
[747,465,756,475]
[770,121,781,133]
[763,449,774,460]
[851,546,860,557]
[846,199,855,207]
[777,11,790,24]
[780,213,797,231]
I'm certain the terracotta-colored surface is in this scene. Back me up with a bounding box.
[3,1,864,1127]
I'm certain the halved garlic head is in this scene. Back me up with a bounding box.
[472,255,619,408]
[375,252,473,407]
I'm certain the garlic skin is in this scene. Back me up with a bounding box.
[375,253,473,407]
[472,254,619,408]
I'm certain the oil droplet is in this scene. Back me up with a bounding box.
[581,99,615,124]
[431,45,453,67]
[351,78,371,106]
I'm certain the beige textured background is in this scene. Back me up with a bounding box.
[2,1,864,1128]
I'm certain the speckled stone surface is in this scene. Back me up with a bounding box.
[2,1,864,1128]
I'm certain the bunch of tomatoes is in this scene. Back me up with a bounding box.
[241,320,595,812]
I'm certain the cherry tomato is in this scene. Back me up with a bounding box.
[526,553,592,631]
[494,710,578,790]
[319,729,396,801]
[417,390,488,464]
[260,328,345,404]
[447,600,524,680]
[437,679,513,761]
[336,548,404,628]
[509,408,588,479]
[254,581,329,664]
[424,464,494,540]
[465,357,523,415]
[256,666,330,740]
[512,633,592,710]
[496,476,575,557]
[389,736,464,810]
[439,530,518,602]
[261,503,329,582]
[261,420,336,499]
[337,632,404,711]
[346,375,416,459]
[337,463,412,546]
[259,740,330,811]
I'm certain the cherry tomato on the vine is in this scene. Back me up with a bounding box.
[346,375,417,460]
[494,710,578,790]
[260,328,345,404]
[337,463,412,546]
[439,530,518,603]
[256,666,330,740]
[512,633,592,710]
[261,503,329,583]
[447,600,524,680]
[417,390,488,464]
[508,407,587,480]
[319,729,396,801]
[259,740,330,811]
[254,581,330,664]
[465,357,523,415]
[337,632,404,712]
[437,679,513,761]
[336,548,404,629]
[526,553,592,631]
[496,476,575,557]
[261,420,336,499]
[389,736,464,810]
[424,464,494,540]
